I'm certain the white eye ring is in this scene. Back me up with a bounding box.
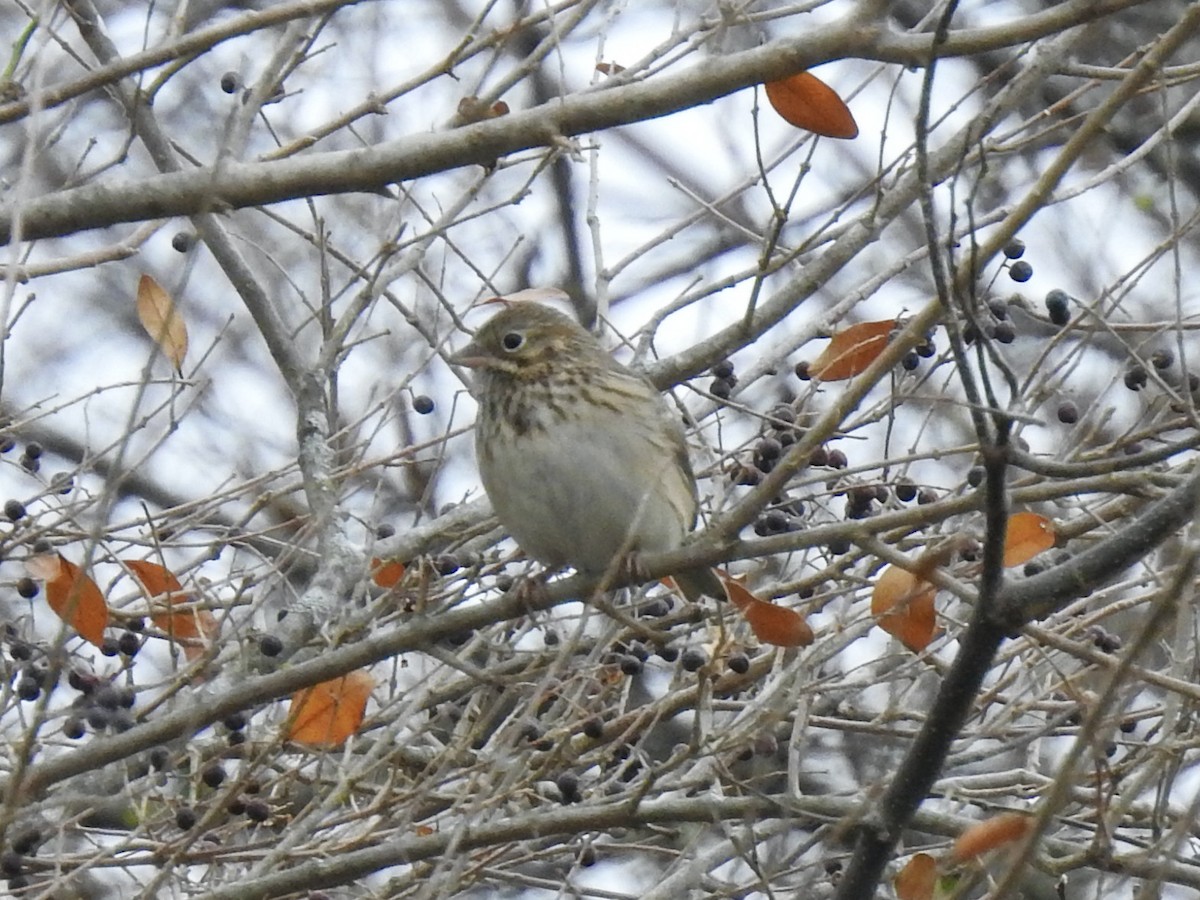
[501,331,525,352]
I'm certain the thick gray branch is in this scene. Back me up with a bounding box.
[0,0,1146,244]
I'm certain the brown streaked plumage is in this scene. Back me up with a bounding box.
[452,302,720,599]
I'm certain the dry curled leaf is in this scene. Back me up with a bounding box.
[136,274,188,373]
[1003,512,1056,567]
[872,564,938,653]
[952,812,1033,862]
[370,557,406,589]
[810,320,897,380]
[126,559,218,660]
[894,853,938,900]
[722,575,814,647]
[288,670,376,748]
[27,553,109,647]
[764,71,858,139]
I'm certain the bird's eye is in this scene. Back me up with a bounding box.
[501,331,525,352]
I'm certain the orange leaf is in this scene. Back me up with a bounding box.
[722,576,814,647]
[810,320,897,380]
[370,557,406,589]
[288,670,375,748]
[127,559,219,660]
[125,559,184,598]
[872,564,938,652]
[764,71,858,139]
[1003,512,1056,567]
[894,853,938,900]
[28,554,109,647]
[952,812,1033,862]
[136,274,188,373]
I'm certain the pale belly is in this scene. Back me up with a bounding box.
[479,414,695,574]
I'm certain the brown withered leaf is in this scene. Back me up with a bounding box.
[764,71,858,139]
[288,670,375,748]
[136,274,188,373]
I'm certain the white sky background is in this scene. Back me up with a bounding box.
[1,0,1199,896]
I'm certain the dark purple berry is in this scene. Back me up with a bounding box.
[223,712,247,732]
[434,554,460,576]
[991,321,1015,343]
[556,772,582,803]
[1008,260,1033,282]
[618,655,643,676]
[1124,365,1147,391]
[733,464,762,486]
[768,404,796,426]
[86,708,111,730]
[0,852,22,878]
[11,830,39,856]
[1002,239,1025,260]
[412,395,435,415]
[1045,290,1070,326]
[245,799,270,823]
[117,631,140,656]
[756,436,782,462]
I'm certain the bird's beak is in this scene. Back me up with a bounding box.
[449,340,487,369]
